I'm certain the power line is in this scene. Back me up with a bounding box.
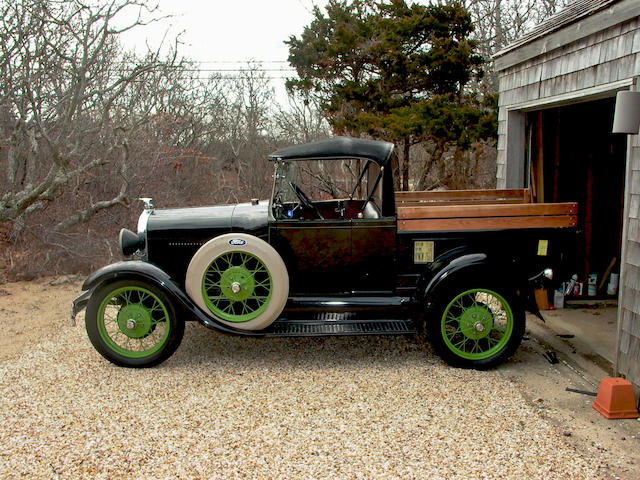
[296,0,314,14]
[115,68,297,75]
[128,75,296,80]
[175,69,296,72]
[184,60,290,64]
[162,77,295,81]
[113,63,297,74]
[115,60,291,65]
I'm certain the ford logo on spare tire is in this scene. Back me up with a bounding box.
[228,238,247,246]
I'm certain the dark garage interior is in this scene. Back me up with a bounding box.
[527,97,627,292]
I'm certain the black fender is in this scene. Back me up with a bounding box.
[424,252,491,299]
[422,251,540,318]
[73,261,265,336]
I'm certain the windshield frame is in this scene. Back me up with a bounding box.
[269,158,385,220]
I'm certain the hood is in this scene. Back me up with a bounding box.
[146,200,269,236]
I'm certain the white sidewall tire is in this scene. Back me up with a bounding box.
[186,233,289,331]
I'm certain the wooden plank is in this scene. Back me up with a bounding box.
[622,308,634,333]
[629,218,640,243]
[628,240,640,268]
[507,111,527,187]
[625,264,640,291]
[535,111,544,203]
[397,202,577,220]
[632,311,640,339]
[553,109,561,203]
[623,336,640,384]
[633,29,640,54]
[630,194,640,219]
[617,53,636,80]
[395,188,529,203]
[396,188,528,200]
[398,198,529,207]
[397,215,578,232]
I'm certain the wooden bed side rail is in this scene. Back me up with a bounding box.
[397,201,578,232]
[397,202,577,220]
[395,188,532,205]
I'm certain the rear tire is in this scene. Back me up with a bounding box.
[427,285,524,369]
[85,280,184,368]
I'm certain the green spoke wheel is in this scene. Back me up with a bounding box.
[202,251,273,323]
[441,289,513,361]
[86,280,184,368]
[428,285,524,369]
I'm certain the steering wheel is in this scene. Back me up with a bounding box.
[288,181,324,219]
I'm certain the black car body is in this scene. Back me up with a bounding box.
[73,137,573,369]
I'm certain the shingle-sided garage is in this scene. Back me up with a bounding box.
[493,0,640,394]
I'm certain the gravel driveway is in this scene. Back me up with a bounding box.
[0,312,604,480]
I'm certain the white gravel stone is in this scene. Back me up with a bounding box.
[0,321,604,479]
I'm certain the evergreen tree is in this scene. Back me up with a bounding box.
[287,0,496,190]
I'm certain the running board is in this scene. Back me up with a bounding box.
[265,317,416,337]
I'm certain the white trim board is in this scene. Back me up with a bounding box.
[505,78,634,112]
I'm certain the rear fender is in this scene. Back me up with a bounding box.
[75,261,262,335]
[422,252,528,312]
[425,253,489,301]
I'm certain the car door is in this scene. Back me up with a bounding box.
[271,218,352,295]
[351,216,396,294]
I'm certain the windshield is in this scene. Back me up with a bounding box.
[273,161,300,205]
[270,158,382,219]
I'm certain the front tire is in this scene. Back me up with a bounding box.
[427,286,524,369]
[85,280,184,368]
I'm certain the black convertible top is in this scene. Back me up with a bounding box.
[268,136,394,167]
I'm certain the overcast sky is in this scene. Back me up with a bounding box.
[118,0,328,96]
[113,0,336,104]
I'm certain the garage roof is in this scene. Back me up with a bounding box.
[494,0,618,58]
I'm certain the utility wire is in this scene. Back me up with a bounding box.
[180,60,289,64]
[296,0,314,14]
[115,60,290,65]
[114,63,297,74]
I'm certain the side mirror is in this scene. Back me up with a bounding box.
[613,91,640,134]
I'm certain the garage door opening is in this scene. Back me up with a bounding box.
[526,97,627,292]
[525,97,627,365]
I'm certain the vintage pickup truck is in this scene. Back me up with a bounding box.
[72,137,577,369]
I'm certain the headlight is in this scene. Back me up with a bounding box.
[135,208,152,260]
[119,228,145,256]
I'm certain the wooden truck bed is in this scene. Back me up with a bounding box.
[396,188,578,232]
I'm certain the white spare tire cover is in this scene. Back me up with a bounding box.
[186,233,289,330]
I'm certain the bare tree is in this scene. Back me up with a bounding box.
[457,0,572,55]
[274,92,331,145]
[122,62,232,207]
[454,0,571,89]
[218,63,279,201]
[0,0,178,235]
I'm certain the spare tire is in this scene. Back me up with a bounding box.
[185,233,289,330]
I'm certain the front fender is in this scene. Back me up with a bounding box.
[74,261,263,336]
[81,260,174,291]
